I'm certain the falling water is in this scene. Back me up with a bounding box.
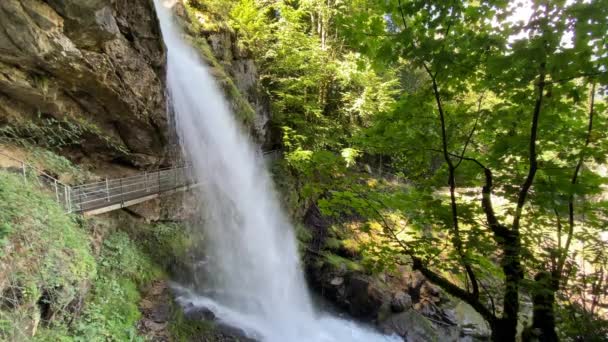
[154,1,398,341]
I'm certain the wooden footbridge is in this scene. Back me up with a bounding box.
[1,150,279,216]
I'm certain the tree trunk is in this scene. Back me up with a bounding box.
[529,272,559,342]
[528,81,596,341]
[498,229,522,342]
[492,319,518,342]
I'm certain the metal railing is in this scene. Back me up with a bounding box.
[1,150,193,213]
[0,151,73,211]
[69,166,192,213]
[1,149,282,214]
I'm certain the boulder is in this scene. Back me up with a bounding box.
[391,291,413,313]
[330,276,344,286]
[183,304,216,321]
[380,309,441,342]
[444,300,492,340]
[345,276,387,319]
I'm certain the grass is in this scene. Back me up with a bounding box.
[25,147,93,183]
[0,170,96,340]
[67,231,162,341]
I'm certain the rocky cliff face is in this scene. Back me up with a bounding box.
[0,0,168,167]
[204,28,271,144]
[172,2,272,146]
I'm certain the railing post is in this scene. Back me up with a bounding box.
[145,171,149,193]
[158,171,161,192]
[22,162,27,183]
[64,185,70,212]
[79,186,83,212]
[105,178,110,202]
[120,178,124,206]
[54,179,59,202]
[174,168,178,187]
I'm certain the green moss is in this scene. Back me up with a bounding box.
[271,160,309,220]
[322,252,364,272]
[146,222,192,267]
[323,237,343,250]
[116,215,192,273]
[295,223,313,243]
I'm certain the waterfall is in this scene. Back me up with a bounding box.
[154,1,398,341]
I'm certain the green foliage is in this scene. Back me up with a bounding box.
[25,147,92,183]
[128,221,192,271]
[556,302,608,341]
[226,0,401,150]
[0,170,96,340]
[285,149,349,200]
[97,231,162,286]
[0,115,129,155]
[70,231,161,341]
[186,0,238,25]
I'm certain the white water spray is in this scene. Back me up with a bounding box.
[154,1,398,341]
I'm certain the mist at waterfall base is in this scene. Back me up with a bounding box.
[154,1,398,341]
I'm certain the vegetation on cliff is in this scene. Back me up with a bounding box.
[0,171,96,340]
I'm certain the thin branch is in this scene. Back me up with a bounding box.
[455,93,486,169]
[427,148,488,170]
[512,62,546,232]
[350,190,494,321]
[557,82,596,284]
[362,32,399,37]
[397,0,408,30]
[411,255,496,323]
[545,70,608,85]
[554,207,562,268]
[425,65,480,299]
[479,280,497,317]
